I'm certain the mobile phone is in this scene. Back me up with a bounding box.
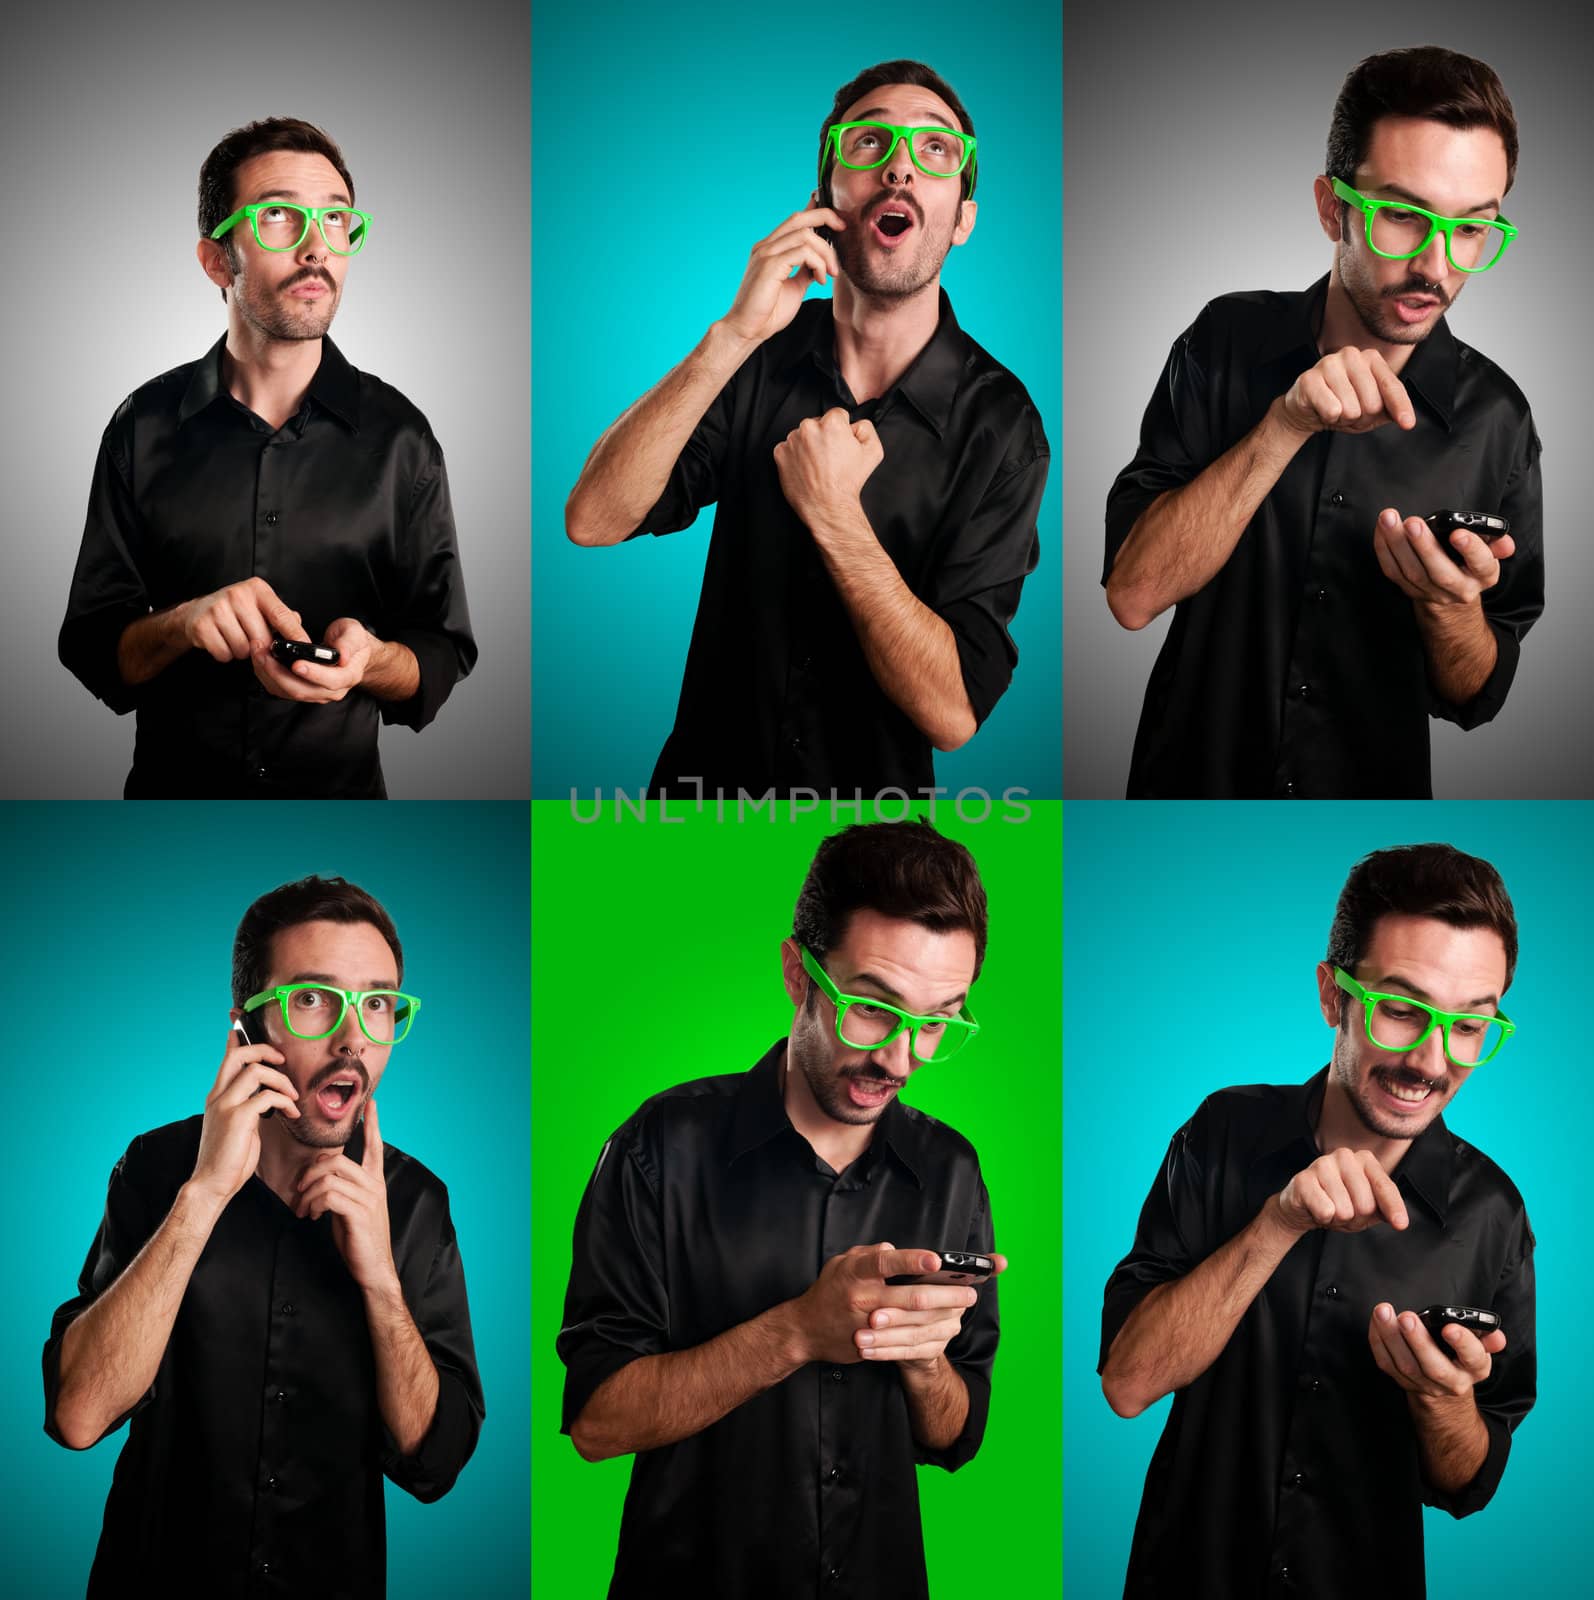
[232,1015,277,1119]
[886,1250,995,1286]
[271,637,341,667]
[1427,510,1510,561]
[1418,1304,1502,1355]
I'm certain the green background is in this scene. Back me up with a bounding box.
[532,800,1062,1593]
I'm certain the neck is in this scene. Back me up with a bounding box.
[830,276,941,404]
[1318,265,1417,375]
[222,316,324,428]
[1315,1071,1415,1173]
[782,1050,874,1174]
[254,1114,344,1208]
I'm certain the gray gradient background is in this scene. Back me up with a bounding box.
[1,0,529,798]
[1065,0,1594,797]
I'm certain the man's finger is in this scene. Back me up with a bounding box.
[1372,1305,1421,1379]
[1360,1157,1409,1228]
[363,1096,383,1171]
[259,590,311,643]
[871,1247,941,1280]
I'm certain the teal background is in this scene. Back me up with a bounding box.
[1064,801,1591,1594]
[1,802,529,1598]
[531,0,1062,796]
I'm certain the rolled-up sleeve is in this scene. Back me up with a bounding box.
[925,433,1047,730]
[631,376,738,540]
[914,1176,999,1473]
[382,433,477,732]
[381,1195,485,1501]
[58,407,150,717]
[42,1138,158,1448]
[1421,1208,1536,1517]
[1429,416,1544,731]
[556,1126,668,1434]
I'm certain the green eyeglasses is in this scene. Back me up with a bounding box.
[1332,967,1513,1067]
[1330,178,1515,274]
[800,945,979,1065]
[825,121,977,190]
[244,983,420,1045]
[211,202,372,256]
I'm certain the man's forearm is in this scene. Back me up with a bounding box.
[898,1355,969,1451]
[362,639,421,703]
[566,321,756,547]
[53,1182,222,1448]
[1414,598,1498,706]
[364,1280,440,1456]
[1407,1389,1492,1494]
[117,606,190,687]
[807,505,976,751]
[1101,1196,1304,1417]
[1106,398,1311,631]
[570,1301,806,1461]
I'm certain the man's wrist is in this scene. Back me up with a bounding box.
[360,1270,408,1315]
[704,318,760,372]
[761,1300,811,1370]
[175,1179,227,1236]
[1261,396,1318,457]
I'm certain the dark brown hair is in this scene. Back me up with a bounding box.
[793,820,989,980]
[198,118,355,298]
[818,59,977,205]
[232,875,402,1008]
[1326,46,1519,194]
[1326,843,1518,992]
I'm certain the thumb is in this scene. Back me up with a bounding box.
[851,419,878,447]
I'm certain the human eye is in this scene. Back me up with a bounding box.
[1454,222,1487,239]
[260,205,295,223]
[362,992,394,1014]
[917,1018,948,1037]
[290,987,328,1012]
[322,209,351,230]
[1381,1001,1422,1021]
[852,1001,894,1019]
[1452,1016,1486,1036]
[1381,206,1423,226]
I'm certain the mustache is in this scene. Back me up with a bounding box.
[866,191,922,225]
[309,1061,368,1094]
[842,1066,901,1086]
[1375,1063,1448,1092]
[1383,276,1450,309]
[281,267,336,291]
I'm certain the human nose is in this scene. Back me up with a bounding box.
[296,215,328,262]
[875,1028,915,1078]
[331,997,366,1050]
[1414,225,1450,283]
[882,131,917,186]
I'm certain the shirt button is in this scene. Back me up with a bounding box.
[274,1389,287,1403]
[791,737,804,752]
[255,767,268,780]
[1280,1567,1292,1583]
[1282,780,1296,797]
[267,1475,278,1490]
[280,1302,295,1316]
[1329,491,1345,506]
[265,511,279,525]
[1297,683,1310,699]
[1314,588,1328,602]
[827,1465,841,1481]
[828,1570,840,1584]
[1291,1472,1305,1487]
[829,1369,845,1383]
[261,1562,272,1575]
[1325,1284,1340,1299]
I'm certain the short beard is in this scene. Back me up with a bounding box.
[789,987,896,1126]
[833,204,957,304]
[1330,1023,1449,1140]
[232,265,339,343]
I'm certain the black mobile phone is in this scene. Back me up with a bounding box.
[232,1015,276,1119]
[271,636,341,667]
[1427,510,1510,561]
[886,1250,995,1286]
[1418,1304,1502,1355]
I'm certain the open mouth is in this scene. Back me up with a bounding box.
[869,207,916,247]
[1373,1067,1443,1109]
[314,1075,361,1118]
[844,1074,898,1108]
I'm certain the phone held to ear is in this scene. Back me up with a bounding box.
[232,1015,276,1119]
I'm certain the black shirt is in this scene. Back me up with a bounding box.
[42,1117,485,1598]
[557,1042,999,1598]
[1104,278,1544,798]
[1098,1071,1536,1599]
[59,337,477,798]
[635,291,1048,797]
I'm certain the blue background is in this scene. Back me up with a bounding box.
[0,802,529,1597]
[532,0,1062,796]
[1064,802,1590,1593]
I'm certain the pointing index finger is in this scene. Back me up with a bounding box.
[1363,1155,1408,1228]
[1370,356,1416,429]
[872,1247,940,1280]
[362,1095,383,1170]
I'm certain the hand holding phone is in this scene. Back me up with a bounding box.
[1418,1304,1503,1357]
[271,636,341,668]
[886,1249,996,1286]
[1426,511,1510,564]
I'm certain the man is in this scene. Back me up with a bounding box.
[43,876,483,1595]
[565,61,1048,798]
[1104,47,1543,798]
[59,118,476,798]
[1099,844,1535,1597]
[558,820,1007,1595]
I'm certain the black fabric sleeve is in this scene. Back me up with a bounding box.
[1103,310,1220,585]
[57,408,151,717]
[556,1124,669,1434]
[41,1137,160,1448]
[631,368,740,539]
[913,1176,999,1473]
[1420,1207,1536,1517]
[380,433,477,732]
[1429,414,1544,731]
[380,1192,486,1501]
[924,437,1047,729]
[1097,1114,1208,1372]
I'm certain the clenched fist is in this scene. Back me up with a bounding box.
[773,407,885,534]
[1275,1147,1409,1237]
[1278,347,1416,437]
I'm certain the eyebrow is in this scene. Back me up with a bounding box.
[250,188,354,206]
[850,106,960,131]
[1372,973,1500,1012]
[281,971,398,990]
[1370,182,1500,217]
[844,969,968,1012]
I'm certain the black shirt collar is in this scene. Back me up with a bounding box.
[788,289,965,439]
[178,334,362,431]
[1262,275,1458,430]
[1253,1066,1455,1223]
[725,1039,926,1186]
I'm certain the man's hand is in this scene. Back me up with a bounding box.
[1278,348,1417,437]
[181,577,310,663]
[295,1096,398,1294]
[190,1029,302,1208]
[251,616,382,704]
[1373,510,1516,608]
[1275,1148,1410,1237]
[773,408,885,534]
[721,207,846,346]
[784,1243,983,1366]
[1369,1303,1508,1399]
[857,1252,1008,1370]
